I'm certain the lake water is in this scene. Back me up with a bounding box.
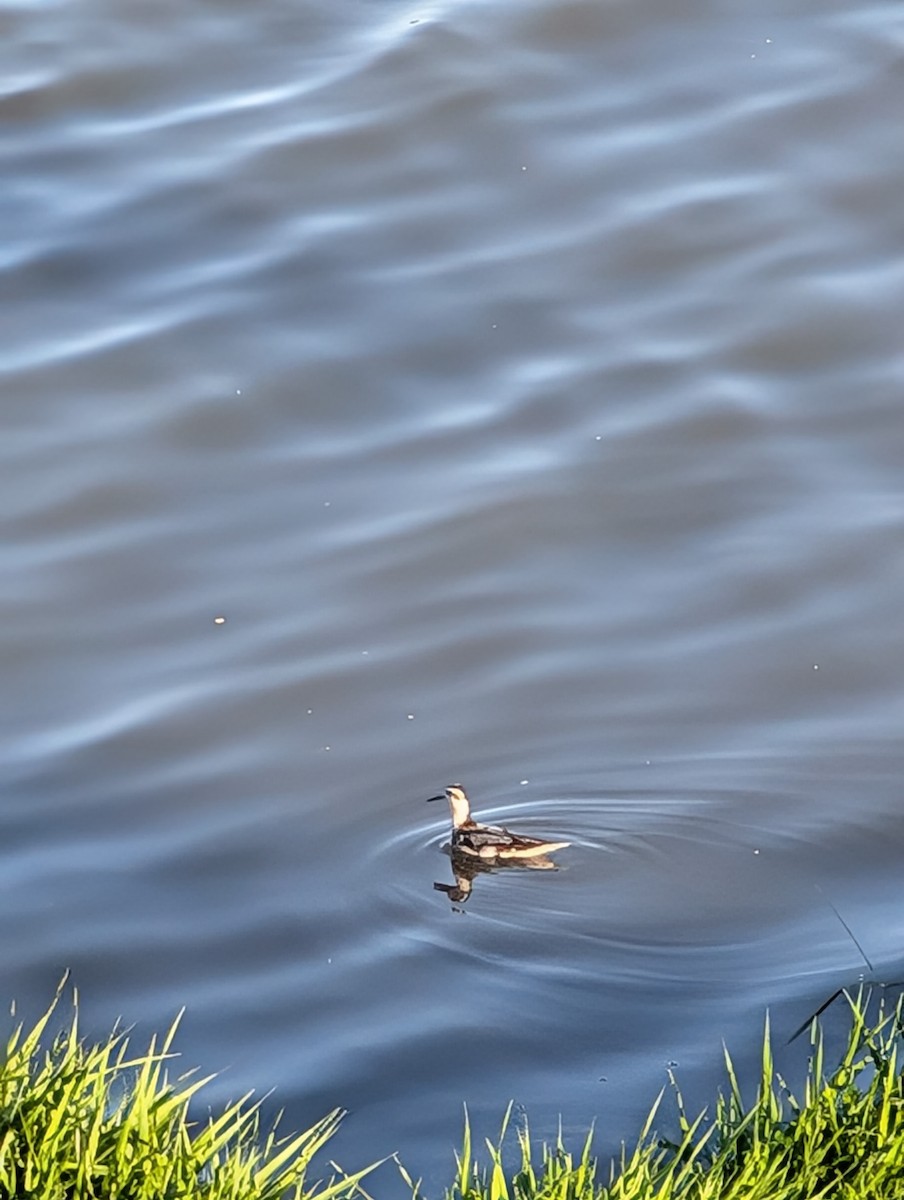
[3,0,904,1191]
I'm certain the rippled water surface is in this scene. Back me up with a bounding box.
[3,0,904,1188]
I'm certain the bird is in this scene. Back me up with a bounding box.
[426,784,570,861]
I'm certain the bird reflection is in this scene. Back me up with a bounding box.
[433,845,560,909]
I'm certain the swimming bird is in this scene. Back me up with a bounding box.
[426,784,570,861]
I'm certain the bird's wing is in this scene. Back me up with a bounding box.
[460,827,516,849]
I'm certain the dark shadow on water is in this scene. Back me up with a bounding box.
[788,889,887,1044]
[788,979,904,1045]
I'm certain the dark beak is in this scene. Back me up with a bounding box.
[426,794,445,803]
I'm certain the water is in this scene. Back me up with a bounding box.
[2,0,904,1190]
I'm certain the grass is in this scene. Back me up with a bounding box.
[3,983,904,1199]
[405,989,904,1200]
[0,979,379,1199]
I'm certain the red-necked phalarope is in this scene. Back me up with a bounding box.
[427,784,570,861]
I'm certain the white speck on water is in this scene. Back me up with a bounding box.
[327,957,332,964]
[595,435,602,441]
[236,389,242,395]
[323,745,330,751]
[323,501,331,507]
[306,709,313,715]
[753,849,760,855]
[213,615,226,625]
[521,165,527,171]
[362,650,369,656]
[813,664,819,670]
[520,779,529,786]
[407,714,414,720]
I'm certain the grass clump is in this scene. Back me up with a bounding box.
[0,980,377,1199]
[424,990,904,1200]
[5,983,904,1200]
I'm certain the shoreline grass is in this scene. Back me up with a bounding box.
[0,980,379,1199]
[2,984,904,1198]
[427,991,904,1200]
